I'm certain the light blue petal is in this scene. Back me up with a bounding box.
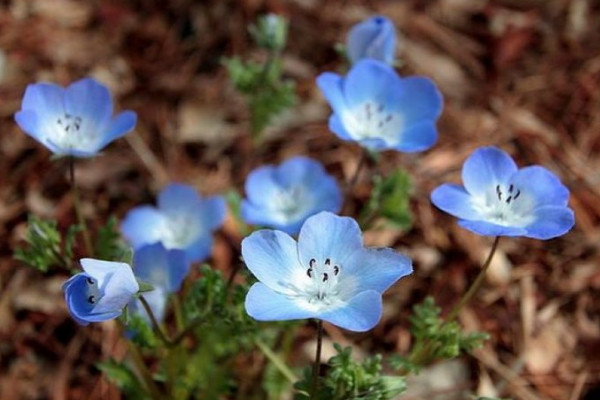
[158,183,200,216]
[431,183,478,220]
[64,78,112,129]
[462,147,518,196]
[343,60,399,109]
[320,290,382,332]
[241,229,302,293]
[346,248,412,293]
[136,286,168,322]
[458,219,527,237]
[524,206,575,240]
[133,243,190,292]
[328,114,353,141]
[386,76,443,123]
[509,166,570,207]
[19,82,65,120]
[347,16,395,65]
[244,165,281,205]
[297,212,363,272]
[197,195,226,231]
[241,201,303,234]
[394,120,438,152]
[96,110,137,150]
[121,206,167,248]
[79,310,122,323]
[273,156,320,186]
[245,283,316,321]
[80,259,139,314]
[63,273,95,325]
[184,234,213,264]
[316,72,347,116]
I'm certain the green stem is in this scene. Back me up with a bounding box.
[123,329,163,400]
[254,338,298,384]
[69,158,94,256]
[138,295,173,347]
[446,236,501,321]
[310,320,324,399]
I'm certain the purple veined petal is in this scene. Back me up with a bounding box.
[297,212,363,272]
[431,183,479,221]
[462,147,518,196]
[342,59,400,109]
[524,205,575,240]
[508,166,570,208]
[394,120,438,153]
[328,114,354,141]
[64,78,113,130]
[95,110,137,151]
[316,72,347,116]
[344,248,412,293]
[245,283,316,322]
[121,206,168,249]
[319,290,382,332]
[241,229,304,293]
[457,219,527,237]
[347,16,396,65]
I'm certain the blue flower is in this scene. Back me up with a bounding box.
[63,259,139,325]
[242,211,412,332]
[121,183,226,263]
[431,147,575,239]
[317,59,443,152]
[127,243,189,323]
[347,15,396,65]
[15,78,137,157]
[241,156,342,235]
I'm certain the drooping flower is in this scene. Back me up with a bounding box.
[121,183,226,263]
[63,259,139,325]
[15,77,137,157]
[347,15,396,65]
[430,146,575,239]
[242,211,412,332]
[241,156,342,235]
[316,59,443,152]
[127,243,189,323]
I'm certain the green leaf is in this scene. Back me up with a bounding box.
[360,169,412,230]
[14,215,71,272]
[97,359,148,400]
[95,216,131,262]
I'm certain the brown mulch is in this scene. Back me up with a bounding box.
[0,1,598,399]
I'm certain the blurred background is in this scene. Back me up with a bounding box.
[0,0,599,399]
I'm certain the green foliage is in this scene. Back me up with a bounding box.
[361,169,413,230]
[97,359,148,400]
[14,214,77,272]
[390,297,489,373]
[294,344,406,400]
[95,216,132,263]
[223,14,296,139]
[125,313,159,349]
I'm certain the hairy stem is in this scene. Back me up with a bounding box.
[310,320,324,399]
[68,158,94,256]
[139,295,172,347]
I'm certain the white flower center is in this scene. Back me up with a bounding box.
[342,101,403,146]
[50,113,97,150]
[270,185,312,223]
[161,214,201,249]
[471,183,535,227]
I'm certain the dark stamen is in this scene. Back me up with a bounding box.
[88,295,96,304]
[509,184,514,193]
[514,190,521,200]
[385,114,392,122]
[325,258,330,266]
[307,268,313,278]
[496,185,502,201]
[333,266,339,275]
[322,273,328,282]
[377,103,384,112]
[87,277,94,285]
[309,258,316,267]
[506,196,513,204]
